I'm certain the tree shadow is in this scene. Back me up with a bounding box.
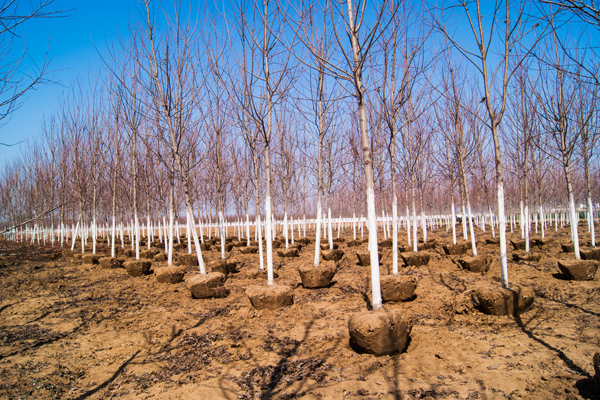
[1,307,121,360]
[575,377,600,400]
[542,297,600,318]
[430,272,466,293]
[0,302,14,314]
[514,313,590,377]
[73,350,140,400]
[257,319,316,400]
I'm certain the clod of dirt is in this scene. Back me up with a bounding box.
[186,272,227,298]
[177,253,199,266]
[511,239,532,251]
[210,260,238,275]
[99,257,124,269]
[240,246,258,254]
[246,284,293,310]
[532,237,554,248]
[140,249,159,259]
[320,243,339,251]
[123,260,152,277]
[593,353,600,384]
[82,254,101,265]
[155,266,185,283]
[443,243,468,255]
[512,252,542,262]
[557,259,599,281]
[562,241,584,253]
[356,251,382,267]
[474,285,535,316]
[298,262,336,288]
[580,248,600,262]
[61,249,74,258]
[401,251,431,267]
[419,241,436,251]
[348,309,412,356]
[277,248,299,258]
[380,275,417,302]
[321,249,343,262]
[457,255,492,273]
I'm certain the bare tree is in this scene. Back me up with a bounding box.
[0,0,64,135]
[429,0,545,288]
[532,31,582,258]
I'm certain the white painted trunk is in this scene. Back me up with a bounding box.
[498,184,509,288]
[187,207,206,275]
[568,196,580,259]
[219,211,226,260]
[328,208,333,250]
[314,201,322,267]
[451,201,457,245]
[525,205,530,253]
[366,187,382,309]
[588,198,595,247]
[392,197,398,275]
[467,204,477,256]
[265,196,274,285]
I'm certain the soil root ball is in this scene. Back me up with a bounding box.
[82,254,101,265]
[298,262,337,288]
[419,241,436,251]
[154,252,167,262]
[321,249,344,262]
[99,257,123,269]
[155,266,185,284]
[200,243,211,251]
[186,272,228,299]
[443,243,468,256]
[457,255,492,273]
[140,249,159,259]
[486,237,500,245]
[562,241,584,253]
[123,260,152,277]
[277,248,299,258]
[379,239,393,248]
[380,275,417,302]
[348,310,412,356]
[594,353,600,384]
[245,285,293,310]
[474,285,535,316]
[557,259,599,281]
[62,249,74,258]
[347,240,360,248]
[533,237,554,248]
[580,248,600,262]
[512,252,541,262]
[400,251,430,267]
[210,260,238,275]
[356,251,382,267]
[240,246,258,255]
[178,253,199,266]
[455,290,477,314]
[320,243,339,251]
[511,239,532,251]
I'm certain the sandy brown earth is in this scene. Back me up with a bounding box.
[1,222,599,400]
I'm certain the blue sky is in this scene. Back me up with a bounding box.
[0,0,139,164]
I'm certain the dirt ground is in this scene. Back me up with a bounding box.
[1,222,599,400]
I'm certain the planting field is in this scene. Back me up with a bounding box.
[1,225,599,400]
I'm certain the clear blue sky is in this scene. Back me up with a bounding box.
[0,0,140,164]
